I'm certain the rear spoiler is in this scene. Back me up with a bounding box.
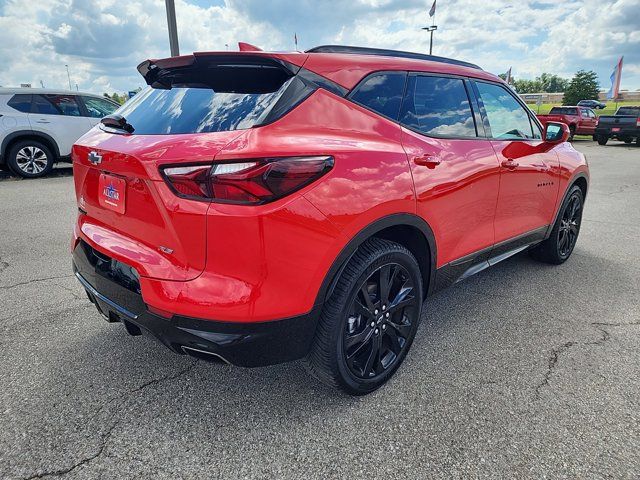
[137,51,307,89]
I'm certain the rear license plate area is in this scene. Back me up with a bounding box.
[98,173,126,214]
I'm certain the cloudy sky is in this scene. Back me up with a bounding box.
[0,0,638,94]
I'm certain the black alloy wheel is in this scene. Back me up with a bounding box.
[530,185,584,264]
[304,238,423,395]
[343,262,418,379]
[557,192,582,259]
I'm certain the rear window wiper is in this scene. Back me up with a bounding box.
[101,114,135,134]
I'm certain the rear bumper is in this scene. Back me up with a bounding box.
[595,127,639,138]
[72,242,320,367]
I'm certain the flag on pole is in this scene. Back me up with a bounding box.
[505,67,512,85]
[606,56,623,100]
[294,32,298,50]
[429,0,436,17]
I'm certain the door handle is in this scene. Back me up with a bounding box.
[35,120,51,124]
[501,158,519,170]
[413,155,441,169]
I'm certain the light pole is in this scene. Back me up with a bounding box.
[421,25,438,55]
[165,0,180,56]
[65,64,71,90]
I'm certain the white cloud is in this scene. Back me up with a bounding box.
[0,0,638,94]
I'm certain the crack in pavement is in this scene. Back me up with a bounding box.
[22,360,199,479]
[588,324,611,346]
[0,275,74,290]
[534,321,638,398]
[56,283,83,301]
[535,341,577,398]
[592,321,640,327]
[0,255,9,273]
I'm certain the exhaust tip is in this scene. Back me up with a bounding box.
[122,319,142,336]
[181,346,229,364]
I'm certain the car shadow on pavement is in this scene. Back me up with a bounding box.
[59,245,631,411]
[0,166,73,180]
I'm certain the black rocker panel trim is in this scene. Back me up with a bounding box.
[434,225,549,291]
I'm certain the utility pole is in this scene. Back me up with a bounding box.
[165,0,180,57]
[65,64,71,90]
[422,25,438,55]
[422,2,438,56]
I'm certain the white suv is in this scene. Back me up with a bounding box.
[0,89,119,178]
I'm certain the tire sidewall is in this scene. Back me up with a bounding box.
[551,186,584,262]
[333,250,423,395]
[7,140,54,178]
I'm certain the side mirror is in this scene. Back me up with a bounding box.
[544,122,569,144]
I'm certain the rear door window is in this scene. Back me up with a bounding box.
[7,94,33,113]
[349,72,407,121]
[33,94,82,116]
[617,107,640,116]
[549,107,578,115]
[400,75,477,137]
[81,96,119,118]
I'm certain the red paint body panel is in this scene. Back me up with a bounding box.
[72,50,589,325]
[490,140,561,243]
[400,128,500,266]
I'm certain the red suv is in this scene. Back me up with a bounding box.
[72,45,589,394]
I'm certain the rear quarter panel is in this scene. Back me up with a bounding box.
[204,89,416,320]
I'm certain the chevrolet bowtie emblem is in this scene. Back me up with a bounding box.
[88,151,102,165]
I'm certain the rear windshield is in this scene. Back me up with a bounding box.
[549,107,578,115]
[616,107,640,116]
[114,79,293,135]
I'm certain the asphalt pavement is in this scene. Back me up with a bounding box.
[0,141,638,479]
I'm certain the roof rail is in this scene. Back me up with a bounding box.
[305,45,482,70]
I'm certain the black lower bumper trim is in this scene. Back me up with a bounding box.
[73,243,320,367]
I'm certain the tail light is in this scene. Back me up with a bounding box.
[637,117,640,127]
[161,156,333,205]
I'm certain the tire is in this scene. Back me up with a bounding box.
[530,185,584,265]
[6,140,54,178]
[597,135,608,146]
[623,137,633,144]
[636,137,640,146]
[304,238,423,395]
[592,135,597,141]
[568,125,576,142]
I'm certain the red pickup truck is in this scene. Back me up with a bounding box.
[537,106,598,140]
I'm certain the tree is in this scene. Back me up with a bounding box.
[512,78,542,93]
[102,92,132,104]
[563,70,599,105]
[538,73,569,93]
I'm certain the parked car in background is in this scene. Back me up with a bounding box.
[71,45,588,395]
[537,106,598,140]
[0,89,119,178]
[594,106,640,145]
[578,99,606,110]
